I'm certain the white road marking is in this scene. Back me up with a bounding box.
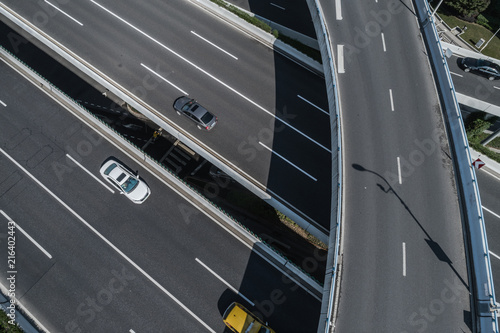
[450,72,463,77]
[191,31,238,60]
[270,2,285,10]
[481,168,500,181]
[483,206,500,220]
[336,0,342,20]
[490,251,500,260]
[297,95,328,115]
[397,156,402,184]
[196,258,255,306]
[259,142,317,181]
[44,0,83,26]
[381,32,386,52]
[0,100,6,107]
[129,330,136,333]
[0,210,52,259]
[66,154,115,193]
[337,45,345,74]
[389,89,395,111]
[402,242,406,276]
[140,63,188,95]
[0,148,216,333]
[494,86,500,90]
[91,0,330,153]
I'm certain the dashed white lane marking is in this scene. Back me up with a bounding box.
[397,156,402,184]
[494,86,500,90]
[336,0,342,20]
[389,89,395,111]
[191,31,238,60]
[0,210,52,259]
[0,148,216,333]
[196,258,255,306]
[140,63,188,95]
[337,45,345,74]
[297,95,328,115]
[0,100,6,107]
[66,154,115,193]
[381,32,387,52]
[44,0,83,26]
[270,2,285,10]
[402,242,406,276]
[91,0,330,153]
[259,142,317,181]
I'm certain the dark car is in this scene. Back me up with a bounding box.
[173,96,218,130]
[461,57,500,80]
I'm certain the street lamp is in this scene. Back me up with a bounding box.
[480,26,500,52]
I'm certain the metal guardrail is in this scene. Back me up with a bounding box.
[304,1,343,332]
[414,0,498,332]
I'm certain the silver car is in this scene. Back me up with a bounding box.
[100,159,151,204]
[173,96,218,130]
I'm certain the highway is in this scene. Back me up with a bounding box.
[0,0,332,233]
[320,0,473,331]
[0,59,321,332]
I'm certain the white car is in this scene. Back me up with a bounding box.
[100,159,151,204]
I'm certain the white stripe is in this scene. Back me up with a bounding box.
[494,86,500,90]
[451,72,463,77]
[381,32,386,52]
[490,251,500,260]
[397,156,402,184]
[140,63,188,95]
[389,89,395,111]
[196,258,255,306]
[402,242,406,276]
[0,100,6,107]
[259,142,317,181]
[483,206,500,220]
[129,330,136,333]
[270,2,286,10]
[90,0,330,153]
[66,154,114,193]
[44,0,83,26]
[191,31,238,60]
[337,45,345,74]
[0,211,52,259]
[0,148,216,333]
[336,0,342,20]
[297,95,328,115]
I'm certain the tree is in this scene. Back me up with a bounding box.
[445,0,491,21]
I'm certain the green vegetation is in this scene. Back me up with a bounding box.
[437,3,500,58]
[444,0,490,22]
[0,309,24,333]
[208,0,322,63]
[465,114,500,162]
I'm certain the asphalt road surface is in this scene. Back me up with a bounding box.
[0,59,321,332]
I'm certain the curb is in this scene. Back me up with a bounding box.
[188,0,324,76]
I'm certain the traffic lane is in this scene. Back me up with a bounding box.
[0,159,210,332]
[224,0,317,39]
[447,54,500,104]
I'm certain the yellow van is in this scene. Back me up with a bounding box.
[222,302,276,333]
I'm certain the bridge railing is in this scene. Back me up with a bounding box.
[304,1,343,332]
[411,0,499,331]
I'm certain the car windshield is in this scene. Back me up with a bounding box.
[201,112,213,124]
[104,163,117,175]
[121,176,139,193]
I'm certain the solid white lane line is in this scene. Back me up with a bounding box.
[494,86,500,90]
[0,210,52,259]
[91,0,330,153]
[0,148,216,333]
[196,258,255,306]
[483,206,500,220]
[44,0,83,26]
[140,63,188,95]
[481,168,500,181]
[389,89,395,111]
[336,0,342,20]
[397,157,402,184]
[490,251,500,260]
[66,154,115,193]
[337,45,345,74]
[0,100,6,107]
[402,242,406,276]
[297,95,328,115]
[270,3,286,10]
[190,31,238,60]
[381,32,386,52]
[259,142,317,181]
